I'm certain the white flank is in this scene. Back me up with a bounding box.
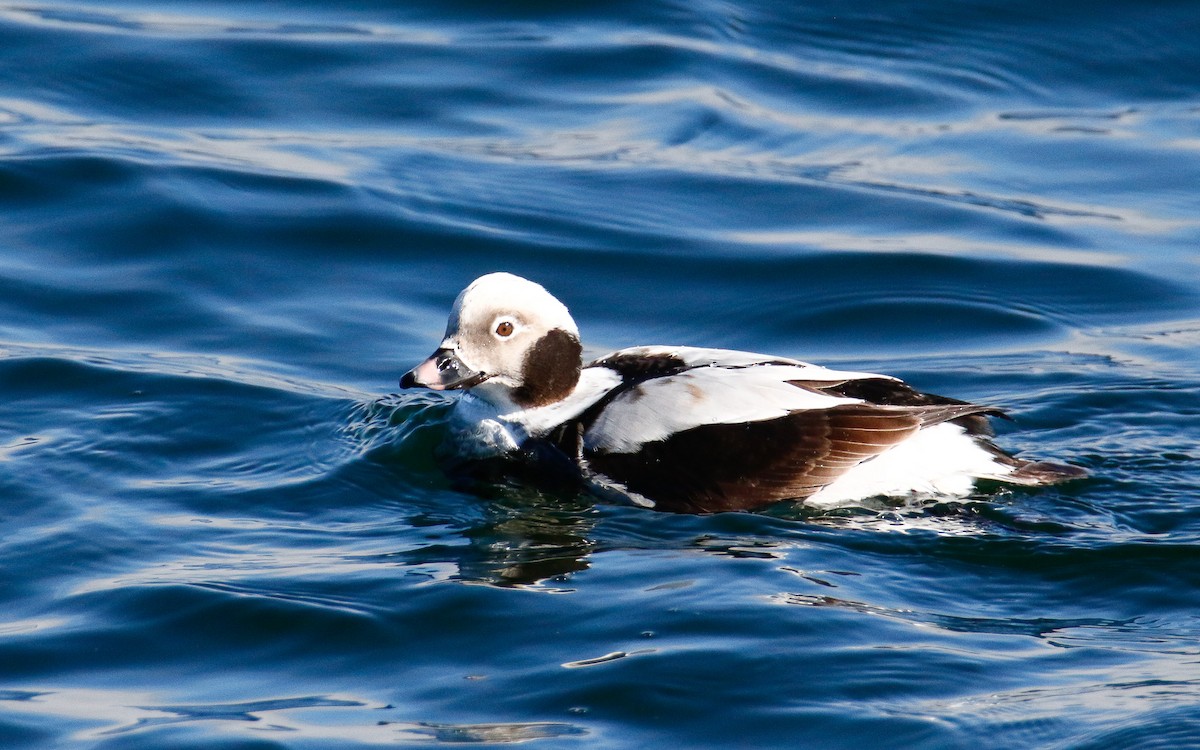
[804,422,1016,508]
[584,364,859,454]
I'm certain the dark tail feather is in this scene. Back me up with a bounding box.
[1005,460,1089,486]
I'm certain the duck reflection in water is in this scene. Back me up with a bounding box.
[403,486,597,588]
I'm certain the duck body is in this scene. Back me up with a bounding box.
[400,273,1084,513]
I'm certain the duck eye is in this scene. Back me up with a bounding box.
[495,320,514,337]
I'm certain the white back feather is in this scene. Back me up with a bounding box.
[584,364,860,454]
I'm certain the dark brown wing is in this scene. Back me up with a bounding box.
[585,403,996,513]
[587,351,689,381]
[809,377,1008,436]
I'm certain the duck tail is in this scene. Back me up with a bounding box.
[1004,459,1089,486]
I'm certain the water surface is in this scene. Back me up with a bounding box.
[1,1,1199,748]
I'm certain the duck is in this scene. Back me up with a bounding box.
[399,272,1085,513]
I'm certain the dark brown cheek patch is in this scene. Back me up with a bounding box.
[512,329,582,408]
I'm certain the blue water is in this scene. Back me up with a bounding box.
[2,1,1199,747]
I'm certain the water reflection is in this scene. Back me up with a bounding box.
[0,688,586,744]
[406,488,599,588]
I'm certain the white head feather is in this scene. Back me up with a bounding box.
[439,273,581,408]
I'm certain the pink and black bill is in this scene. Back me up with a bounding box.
[400,348,489,391]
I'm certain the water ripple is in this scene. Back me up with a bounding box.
[3,1,1200,748]
[0,3,446,42]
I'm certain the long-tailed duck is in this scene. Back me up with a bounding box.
[400,272,1084,513]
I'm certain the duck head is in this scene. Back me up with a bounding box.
[400,273,584,409]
